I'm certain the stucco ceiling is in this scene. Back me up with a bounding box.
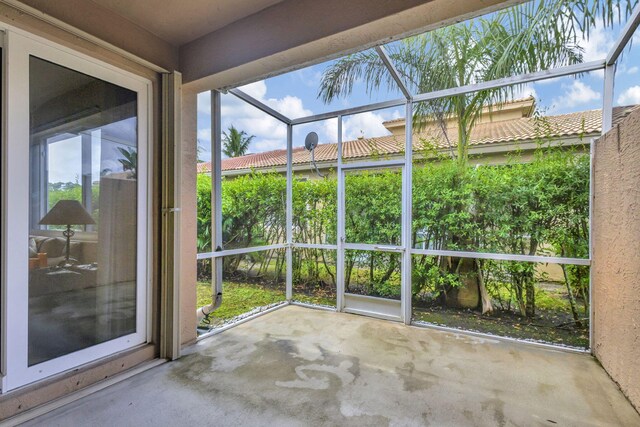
[91,0,285,45]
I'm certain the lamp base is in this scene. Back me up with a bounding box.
[62,224,75,267]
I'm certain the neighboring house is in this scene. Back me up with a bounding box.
[201,98,640,282]
[198,98,640,177]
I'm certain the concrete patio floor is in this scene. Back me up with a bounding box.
[24,305,640,426]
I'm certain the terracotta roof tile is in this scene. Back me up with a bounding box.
[197,105,638,173]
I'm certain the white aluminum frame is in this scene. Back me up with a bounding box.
[198,243,288,259]
[588,138,596,347]
[341,159,405,170]
[606,4,640,66]
[286,124,293,300]
[402,101,413,324]
[196,2,640,349]
[228,88,291,124]
[340,162,406,321]
[603,63,616,133]
[410,249,591,266]
[292,243,337,250]
[336,116,345,311]
[2,26,152,391]
[196,89,292,320]
[375,45,412,100]
[210,91,223,299]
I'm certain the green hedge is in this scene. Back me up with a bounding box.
[197,147,589,318]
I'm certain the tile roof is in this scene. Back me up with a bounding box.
[197,105,638,174]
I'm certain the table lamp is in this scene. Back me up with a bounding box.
[39,200,96,266]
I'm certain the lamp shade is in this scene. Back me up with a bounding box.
[39,200,96,225]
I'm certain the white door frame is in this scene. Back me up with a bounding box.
[338,161,406,322]
[2,27,151,391]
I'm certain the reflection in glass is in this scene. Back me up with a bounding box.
[28,56,138,365]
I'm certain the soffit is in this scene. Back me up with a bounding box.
[90,0,285,45]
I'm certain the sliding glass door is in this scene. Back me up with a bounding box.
[3,31,150,390]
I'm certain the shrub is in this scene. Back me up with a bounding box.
[197,146,589,318]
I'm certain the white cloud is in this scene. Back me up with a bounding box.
[197,128,211,142]
[253,139,287,153]
[579,26,615,63]
[220,97,288,149]
[265,95,312,119]
[197,91,211,115]
[551,81,601,111]
[292,68,324,88]
[342,111,393,141]
[535,76,566,86]
[390,110,403,120]
[590,69,605,79]
[626,66,638,75]
[617,86,640,105]
[238,81,268,99]
[512,83,538,100]
[290,108,403,149]
[194,80,316,156]
[321,120,339,145]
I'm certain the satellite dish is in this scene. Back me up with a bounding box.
[303,131,326,177]
[304,132,319,151]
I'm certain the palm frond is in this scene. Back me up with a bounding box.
[317,0,638,165]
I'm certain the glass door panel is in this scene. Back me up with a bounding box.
[28,56,140,365]
[4,32,149,390]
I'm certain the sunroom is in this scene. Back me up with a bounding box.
[0,0,639,425]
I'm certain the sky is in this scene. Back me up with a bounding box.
[47,118,137,183]
[196,3,640,164]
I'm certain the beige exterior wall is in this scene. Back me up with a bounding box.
[180,89,198,346]
[593,109,640,413]
[0,4,164,419]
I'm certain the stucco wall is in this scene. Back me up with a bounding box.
[179,88,198,346]
[593,108,640,413]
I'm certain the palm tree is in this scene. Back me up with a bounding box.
[318,0,636,316]
[319,0,637,166]
[117,147,137,179]
[222,125,255,157]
